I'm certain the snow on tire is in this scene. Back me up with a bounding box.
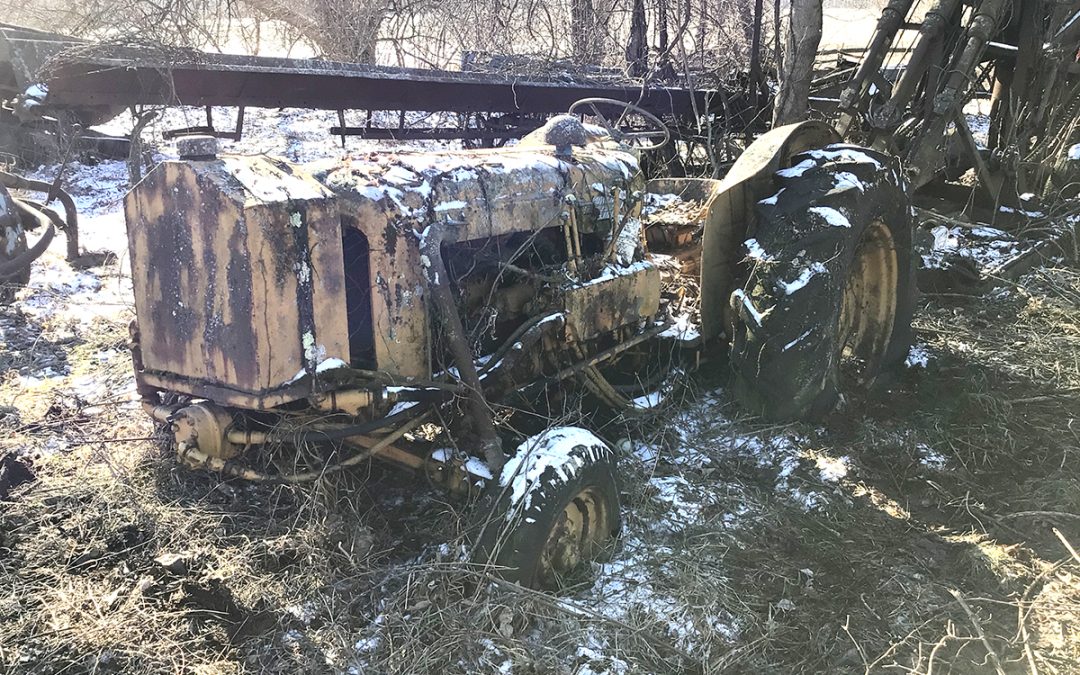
[729,144,917,421]
[471,427,620,590]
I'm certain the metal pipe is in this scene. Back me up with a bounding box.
[837,0,918,133]
[876,0,964,128]
[906,0,1012,187]
[141,400,179,423]
[0,170,79,261]
[931,0,1010,116]
[0,201,55,281]
[560,212,580,277]
[309,389,374,415]
[179,410,432,483]
[227,406,425,447]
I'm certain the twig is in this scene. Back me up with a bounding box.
[1000,511,1080,521]
[840,615,869,674]
[1054,527,1080,567]
[947,588,1007,675]
[1019,597,1040,675]
[67,436,158,445]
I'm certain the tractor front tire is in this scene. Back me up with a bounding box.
[471,428,620,590]
[729,144,917,421]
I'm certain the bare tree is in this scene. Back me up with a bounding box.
[772,0,822,126]
[625,0,648,76]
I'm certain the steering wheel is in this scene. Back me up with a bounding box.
[568,97,672,151]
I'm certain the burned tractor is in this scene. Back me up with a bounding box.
[125,98,914,588]
[127,1,1080,588]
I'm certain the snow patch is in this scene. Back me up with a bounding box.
[499,427,608,518]
[744,238,773,262]
[808,206,850,228]
[779,262,827,295]
[905,344,930,369]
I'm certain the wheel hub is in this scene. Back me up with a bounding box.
[838,219,898,383]
[536,487,611,587]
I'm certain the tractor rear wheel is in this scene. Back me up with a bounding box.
[729,144,916,421]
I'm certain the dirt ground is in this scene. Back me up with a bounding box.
[2,111,1080,673]
[4,248,1080,675]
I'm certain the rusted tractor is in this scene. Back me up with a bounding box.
[125,95,917,588]
[127,0,1080,587]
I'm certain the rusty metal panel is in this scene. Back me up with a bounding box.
[562,262,661,341]
[0,24,716,119]
[322,147,641,243]
[321,147,646,380]
[125,156,349,407]
[338,198,431,381]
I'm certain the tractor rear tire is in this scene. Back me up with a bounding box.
[729,144,916,421]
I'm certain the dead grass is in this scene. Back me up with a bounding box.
[3,263,1080,673]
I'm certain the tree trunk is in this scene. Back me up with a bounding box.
[773,0,823,126]
[656,0,676,81]
[571,0,597,63]
[626,0,648,77]
[749,0,765,109]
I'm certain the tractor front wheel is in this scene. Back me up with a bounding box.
[471,427,620,590]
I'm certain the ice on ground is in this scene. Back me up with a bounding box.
[631,390,665,410]
[917,443,948,470]
[650,475,710,529]
[906,344,931,368]
[626,441,660,464]
[920,224,1024,271]
[579,535,741,652]
[658,313,700,342]
[816,455,850,482]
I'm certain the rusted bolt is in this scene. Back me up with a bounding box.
[176,135,218,160]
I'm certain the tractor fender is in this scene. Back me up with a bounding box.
[699,120,840,342]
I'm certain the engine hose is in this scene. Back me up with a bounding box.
[0,170,79,260]
[477,311,562,377]
[179,410,431,484]
[0,200,56,281]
